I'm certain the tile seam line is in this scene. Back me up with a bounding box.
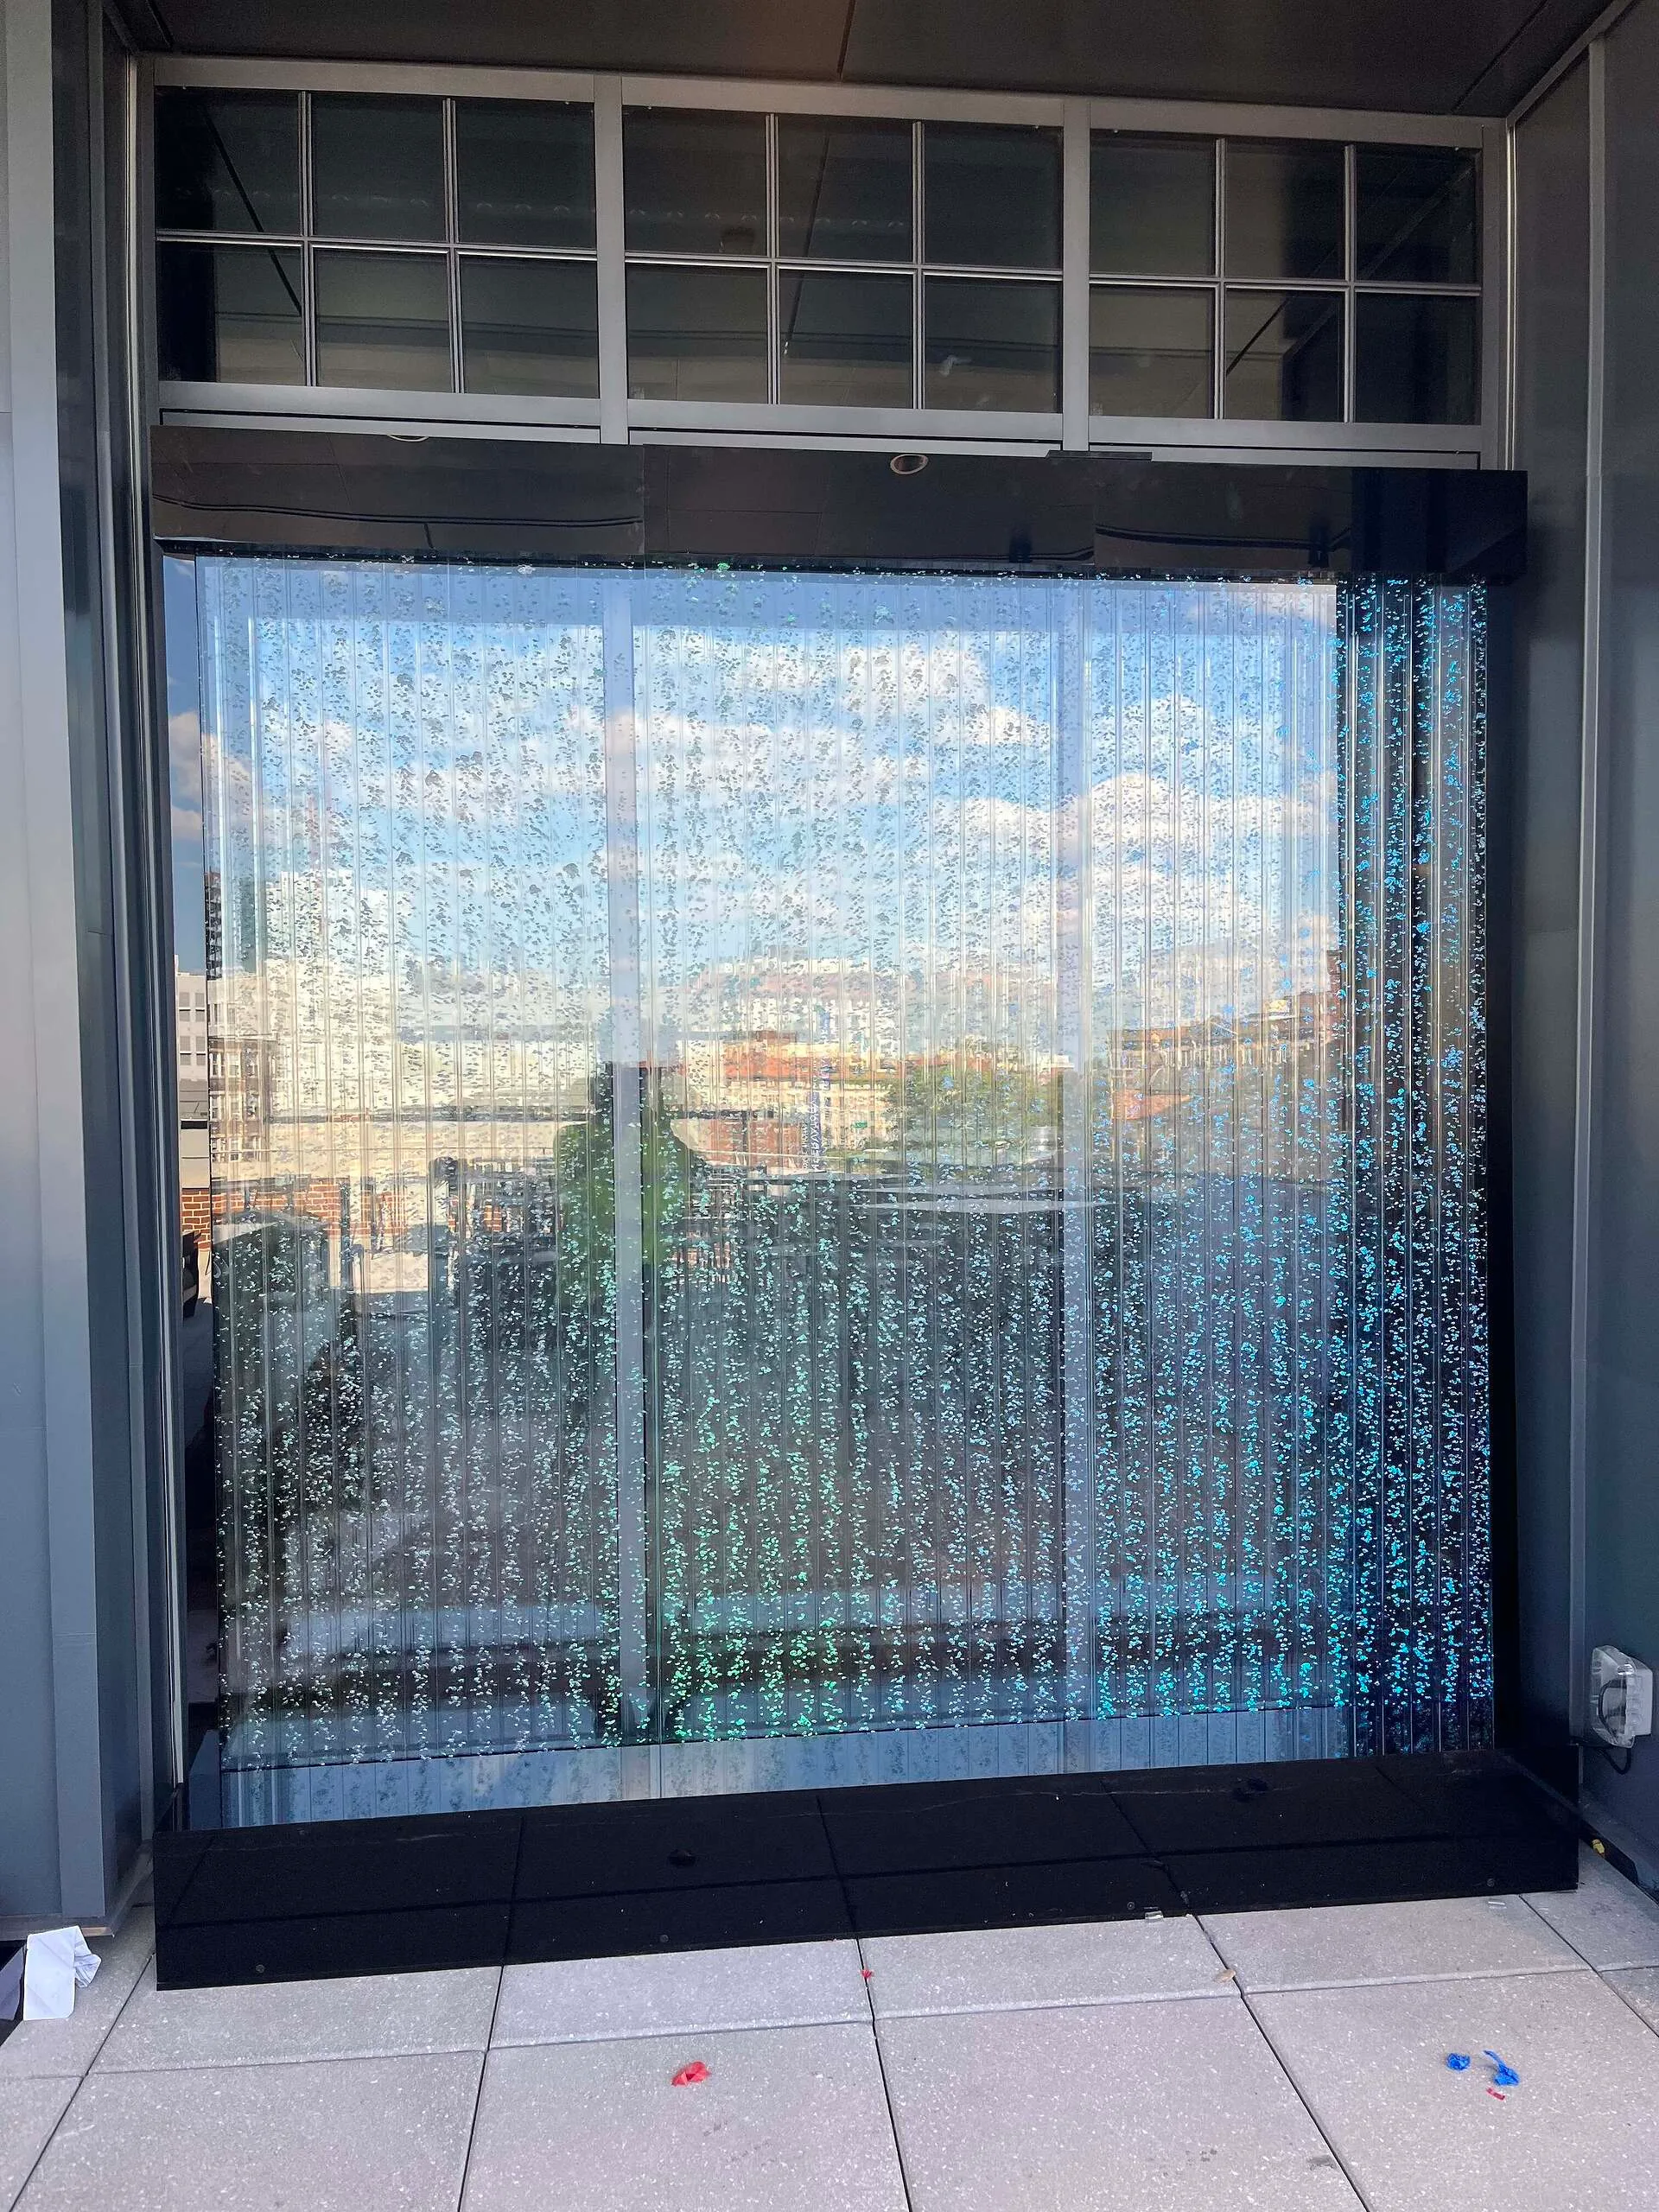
[1189,1912,1378,2212]
[1219,1960,1592,1995]
[1516,1891,1659,2044]
[454,1822,518,2212]
[83,2043,498,2077]
[10,1930,157,2203]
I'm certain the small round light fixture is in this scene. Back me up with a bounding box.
[388,430,429,444]
[889,452,929,477]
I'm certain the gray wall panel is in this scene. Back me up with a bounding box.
[1581,0,1659,1844]
[1510,59,1589,1748]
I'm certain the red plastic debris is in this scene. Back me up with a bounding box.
[671,2062,710,2088]
[1486,2088,1507,2102]
[861,1968,874,1981]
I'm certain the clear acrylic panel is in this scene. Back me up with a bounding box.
[314,251,451,391]
[1355,145,1479,286]
[923,124,1063,271]
[309,94,446,243]
[460,257,600,398]
[622,109,768,258]
[1354,293,1480,425]
[194,561,1490,1817]
[777,116,914,264]
[154,89,302,236]
[923,276,1061,411]
[1224,140,1346,282]
[454,99,597,252]
[624,264,768,402]
[156,243,305,385]
[1090,133,1216,278]
[1088,285,1214,418]
[778,270,912,406]
[1224,289,1344,422]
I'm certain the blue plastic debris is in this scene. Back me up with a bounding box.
[1445,2053,1471,2072]
[1484,2050,1520,2088]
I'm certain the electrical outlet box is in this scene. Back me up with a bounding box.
[1592,1645,1654,1750]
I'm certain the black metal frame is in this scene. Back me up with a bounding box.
[149,429,1553,1988]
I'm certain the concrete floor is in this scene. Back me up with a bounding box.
[4,1846,1659,2209]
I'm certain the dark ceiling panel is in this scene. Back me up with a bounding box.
[133,0,855,79]
[124,0,1612,115]
[841,0,1609,115]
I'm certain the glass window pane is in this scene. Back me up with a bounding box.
[777,116,912,263]
[1355,293,1479,423]
[924,124,1061,270]
[924,276,1059,410]
[456,100,596,251]
[1089,286,1212,417]
[626,264,767,400]
[1224,289,1344,420]
[311,94,444,242]
[779,270,911,407]
[1090,133,1214,276]
[155,90,301,235]
[1356,146,1478,285]
[1224,140,1345,280]
[156,243,304,384]
[623,109,766,257]
[315,251,450,391]
[461,257,599,397]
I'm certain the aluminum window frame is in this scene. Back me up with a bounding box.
[146,54,1509,467]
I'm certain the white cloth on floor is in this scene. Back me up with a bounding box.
[19,1927,101,2021]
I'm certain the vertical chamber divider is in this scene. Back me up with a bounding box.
[601,577,653,1778]
[1057,580,1097,1750]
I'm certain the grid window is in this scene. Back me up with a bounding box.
[1089,129,1481,425]
[151,88,1482,433]
[156,89,602,400]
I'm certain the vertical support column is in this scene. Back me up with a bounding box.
[1480,119,1513,470]
[594,76,628,447]
[1567,35,1607,1746]
[1056,581,1096,1756]
[602,580,652,1787]
[1061,101,1090,454]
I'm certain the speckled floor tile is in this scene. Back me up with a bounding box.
[1524,1846,1659,1968]
[879,1995,1361,2209]
[461,2024,906,2211]
[15,2050,480,2212]
[1600,1965,1659,2032]
[1254,1967,1659,2210]
[1201,1893,1580,1991]
[0,2081,75,2212]
[864,1912,1231,2018]
[0,1915,154,2082]
[96,1960,499,2070]
[494,1939,865,2045]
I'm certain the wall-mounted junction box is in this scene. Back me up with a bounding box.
[1592,1646,1655,1751]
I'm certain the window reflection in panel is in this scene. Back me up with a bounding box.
[315,251,451,391]
[778,270,912,407]
[923,124,1062,270]
[1089,286,1212,418]
[156,243,305,385]
[1224,289,1344,420]
[310,94,444,242]
[924,276,1059,410]
[461,257,599,397]
[1090,133,1215,277]
[1356,146,1478,285]
[155,89,301,235]
[626,264,767,400]
[623,109,767,257]
[1224,140,1345,281]
[455,100,597,251]
[776,116,912,263]
[1354,293,1479,423]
